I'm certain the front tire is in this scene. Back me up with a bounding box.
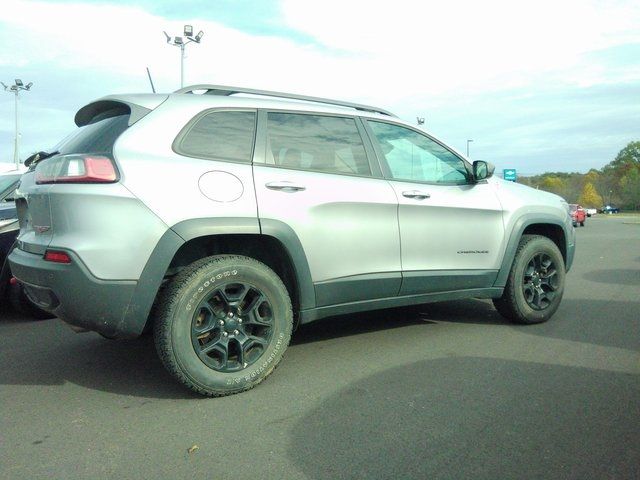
[154,255,293,397]
[493,235,565,324]
[580,221,585,227]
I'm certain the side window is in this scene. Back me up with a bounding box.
[266,113,371,176]
[176,111,256,163]
[367,121,468,184]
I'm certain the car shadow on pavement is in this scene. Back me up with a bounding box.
[288,357,640,480]
[0,322,199,399]
[582,268,640,286]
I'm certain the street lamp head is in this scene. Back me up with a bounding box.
[15,79,23,87]
[174,36,184,45]
[1,81,7,90]
[184,25,193,37]
[163,31,171,43]
[195,30,204,42]
[25,82,33,90]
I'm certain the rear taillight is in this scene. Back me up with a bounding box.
[44,250,72,264]
[36,154,118,184]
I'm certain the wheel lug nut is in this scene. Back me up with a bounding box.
[222,332,228,337]
[233,330,240,335]
[228,312,234,318]
[218,320,225,326]
[237,319,242,324]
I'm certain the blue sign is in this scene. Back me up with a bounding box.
[503,169,517,182]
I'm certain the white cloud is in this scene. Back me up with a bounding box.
[0,0,638,171]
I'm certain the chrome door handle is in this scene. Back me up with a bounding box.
[402,190,430,200]
[265,181,306,192]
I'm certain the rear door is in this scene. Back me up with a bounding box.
[364,120,505,295]
[253,111,401,307]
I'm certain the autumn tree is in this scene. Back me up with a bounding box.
[539,176,566,197]
[578,182,603,208]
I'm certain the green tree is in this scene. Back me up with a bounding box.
[619,166,640,210]
[608,141,640,168]
[578,182,603,208]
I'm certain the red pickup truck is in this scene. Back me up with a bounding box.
[570,204,586,227]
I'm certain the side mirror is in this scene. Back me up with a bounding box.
[473,160,494,181]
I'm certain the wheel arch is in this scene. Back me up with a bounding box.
[125,218,314,336]
[494,215,571,288]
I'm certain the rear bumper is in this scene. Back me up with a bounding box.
[8,248,143,338]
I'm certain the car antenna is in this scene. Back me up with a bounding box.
[146,67,156,93]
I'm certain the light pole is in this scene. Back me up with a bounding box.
[2,79,33,170]
[466,139,473,157]
[164,25,204,88]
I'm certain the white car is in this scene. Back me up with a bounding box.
[585,208,597,217]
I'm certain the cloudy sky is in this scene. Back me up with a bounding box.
[1,0,639,174]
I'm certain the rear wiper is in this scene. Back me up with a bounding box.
[25,150,59,168]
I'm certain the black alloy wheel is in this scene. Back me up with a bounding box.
[521,253,559,311]
[191,282,273,372]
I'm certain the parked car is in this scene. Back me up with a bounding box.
[0,171,53,319]
[9,85,575,396]
[569,204,586,227]
[601,205,620,214]
[585,208,597,217]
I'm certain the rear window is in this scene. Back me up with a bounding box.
[57,113,130,155]
[0,174,21,196]
[175,110,257,163]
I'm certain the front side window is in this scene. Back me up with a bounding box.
[266,113,371,176]
[177,110,257,163]
[367,121,468,184]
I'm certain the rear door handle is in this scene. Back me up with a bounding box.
[402,190,430,200]
[265,181,306,192]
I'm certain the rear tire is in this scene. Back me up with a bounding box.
[493,235,565,324]
[154,255,293,397]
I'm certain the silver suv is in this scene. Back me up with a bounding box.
[9,85,575,396]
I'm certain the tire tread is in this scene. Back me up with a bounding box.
[153,255,292,397]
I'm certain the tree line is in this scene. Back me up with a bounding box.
[518,141,640,210]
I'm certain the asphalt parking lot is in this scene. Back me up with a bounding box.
[1,215,639,480]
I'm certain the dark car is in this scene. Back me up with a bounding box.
[601,205,620,214]
[0,172,52,318]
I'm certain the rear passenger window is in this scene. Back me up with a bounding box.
[266,113,371,176]
[177,111,256,163]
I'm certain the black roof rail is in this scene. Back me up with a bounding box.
[173,84,396,117]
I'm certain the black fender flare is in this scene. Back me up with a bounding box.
[124,217,315,335]
[494,213,572,288]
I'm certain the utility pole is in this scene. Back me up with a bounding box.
[466,139,473,157]
[2,79,33,169]
[164,25,204,88]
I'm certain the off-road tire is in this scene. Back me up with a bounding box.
[493,235,565,324]
[154,255,293,397]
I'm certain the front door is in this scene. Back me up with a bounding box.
[364,120,505,295]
